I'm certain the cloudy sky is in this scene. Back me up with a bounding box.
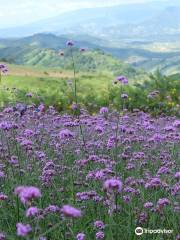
[0,0,166,28]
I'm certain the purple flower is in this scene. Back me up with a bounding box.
[38,104,45,112]
[121,93,128,99]
[80,48,86,52]
[116,76,128,85]
[0,193,8,201]
[26,92,33,97]
[0,233,5,240]
[26,207,39,217]
[96,231,104,239]
[71,103,78,110]
[145,177,161,189]
[95,125,104,133]
[176,234,180,240]
[147,90,159,99]
[173,120,180,127]
[59,129,74,139]
[123,195,131,203]
[16,223,32,237]
[157,198,170,208]
[104,178,123,192]
[61,205,82,218]
[59,51,64,56]
[99,107,108,114]
[94,221,105,230]
[175,172,180,179]
[0,121,13,131]
[15,186,42,204]
[0,64,8,74]
[39,237,47,240]
[138,212,148,224]
[66,40,74,47]
[24,129,34,137]
[0,64,6,70]
[45,205,59,213]
[157,166,170,175]
[0,171,5,178]
[144,202,153,209]
[171,183,180,196]
[76,233,86,240]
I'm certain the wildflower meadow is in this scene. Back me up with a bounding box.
[0,41,179,240]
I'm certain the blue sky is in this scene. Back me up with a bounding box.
[0,0,166,28]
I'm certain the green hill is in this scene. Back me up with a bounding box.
[0,34,142,79]
[1,33,180,76]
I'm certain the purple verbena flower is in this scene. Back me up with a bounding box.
[15,186,41,204]
[104,178,123,192]
[157,198,170,208]
[144,202,153,209]
[59,129,74,139]
[116,76,128,84]
[0,193,8,201]
[66,40,74,47]
[175,172,180,179]
[26,207,39,217]
[16,223,32,237]
[99,107,108,114]
[76,233,86,240]
[121,93,128,99]
[61,205,82,218]
[94,220,105,230]
[0,233,5,240]
[96,231,104,239]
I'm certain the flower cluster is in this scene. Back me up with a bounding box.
[0,105,179,239]
[0,64,8,74]
[15,186,42,204]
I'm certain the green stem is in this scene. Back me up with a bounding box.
[16,196,20,222]
[70,47,78,104]
[69,46,86,151]
[114,84,123,177]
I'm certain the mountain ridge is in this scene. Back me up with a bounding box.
[0,33,140,78]
[0,1,180,38]
[1,33,180,75]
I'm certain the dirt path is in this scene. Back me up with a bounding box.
[8,65,74,78]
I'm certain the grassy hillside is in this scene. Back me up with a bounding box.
[0,64,114,111]
[1,33,180,75]
[0,34,143,78]
[0,64,179,115]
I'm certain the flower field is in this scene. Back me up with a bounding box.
[0,40,180,240]
[0,104,179,239]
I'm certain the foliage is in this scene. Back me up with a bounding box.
[0,70,179,116]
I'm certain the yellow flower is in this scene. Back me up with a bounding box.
[168,102,175,106]
[171,89,176,94]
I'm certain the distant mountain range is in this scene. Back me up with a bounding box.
[0,1,180,75]
[0,0,180,41]
[0,34,140,78]
[1,33,180,75]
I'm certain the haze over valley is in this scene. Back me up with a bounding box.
[0,0,180,75]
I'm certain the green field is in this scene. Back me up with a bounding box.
[1,64,115,111]
[0,64,179,116]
